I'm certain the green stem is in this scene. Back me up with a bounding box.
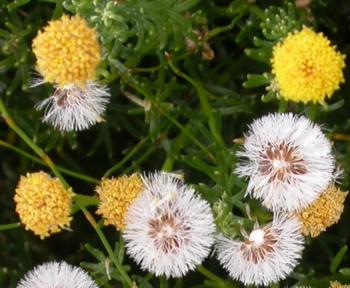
[75,194,99,207]
[129,52,190,74]
[205,14,242,41]
[54,167,99,184]
[71,194,99,214]
[0,98,68,187]
[0,139,100,184]
[124,144,158,175]
[79,204,133,288]
[0,222,21,231]
[104,137,149,178]
[161,157,175,172]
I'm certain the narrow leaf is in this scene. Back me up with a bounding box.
[243,74,271,88]
[330,245,348,274]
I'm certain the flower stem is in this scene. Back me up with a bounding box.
[0,222,20,231]
[103,137,149,178]
[74,194,99,205]
[0,98,68,187]
[204,14,242,41]
[0,139,100,184]
[78,204,133,288]
[124,144,157,175]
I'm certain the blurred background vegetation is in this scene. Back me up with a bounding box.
[1,0,350,287]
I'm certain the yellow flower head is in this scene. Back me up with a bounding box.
[330,281,350,288]
[14,171,73,239]
[32,15,101,87]
[298,185,348,237]
[96,174,144,230]
[272,27,345,103]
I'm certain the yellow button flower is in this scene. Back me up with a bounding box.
[32,15,101,87]
[32,15,110,132]
[298,185,348,237]
[272,27,345,104]
[96,174,144,231]
[14,171,73,239]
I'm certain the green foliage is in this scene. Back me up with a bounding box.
[63,0,200,54]
[1,0,350,287]
[0,0,36,94]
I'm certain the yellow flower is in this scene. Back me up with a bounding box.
[272,27,345,103]
[14,171,73,239]
[298,185,348,237]
[32,15,101,87]
[330,281,350,288]
[96,174,144,230]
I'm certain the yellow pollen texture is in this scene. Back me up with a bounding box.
[272,27,345,103]
[96,174,144,231]
[14,171,73,239]
[298,185,348,237]
[32,15,101,87]
[330,281,350,288]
